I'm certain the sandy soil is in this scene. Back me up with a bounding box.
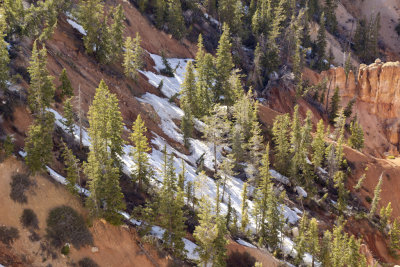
[0,157,169,267]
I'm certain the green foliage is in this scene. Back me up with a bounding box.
[354,14,380,63]
[160,52,174,77]
[0,226,19,246]
[218,0,243,35]
[379,202,392,230]
[62,141,80,195]
[329,87,340,124]
[180,61,196,147]
[155,0,167,28]
[10,173,32,203]
[333,171,347,213]
[272,113,290,175]
[348,120,364,150]
[264,186,284,252]
[390,218,400,256]
[241,182,249,233]
[20,209,39,229]
[62,97,75,136]
[59,68,73,99]
[343,98,355,118]
[61,244,70,255]
[344,52,353,85]
[324,0,338,34]
[369,174,383,218]
[46,205,93,248]
[167,0,186,40]
[84,80,125,224]
[312,119,326,170]
[130,114,153,192]
[354,168,367,192]
[2,135,14,157]
[25,112,55,174]
[0,9,9,91]
[315,12,327,70]
[123,33,144,80]
[110,5,125,58]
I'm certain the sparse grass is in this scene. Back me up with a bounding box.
[78,257,99,267]
[46,205,93,249]
[20,209,39,229]
[0,226,19,246]
[10,173,32,203]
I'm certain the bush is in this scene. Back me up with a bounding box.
[365,196,372,203]
[226,250,256,267]
[61,244,70,255]
[2,135,14,157]
[10,173,32,203]
[388,155,395,160]
[0,226,19,246]
[78,257,99,267]
[20,209,39,229]
[46,205,93,249]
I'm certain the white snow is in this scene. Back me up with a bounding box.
[204,13,221,26]
[66,19,87,36]
[270,169,290,185]
[295,186,307,198]
[237,238,257,248]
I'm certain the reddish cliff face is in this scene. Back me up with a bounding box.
[318,60,400,157]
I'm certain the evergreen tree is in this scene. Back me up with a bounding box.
[354,14,380,63]
[25,112,55,174]
[180,61,196,147]
[58,68,73,99]
[307,218,320,267]
[62,141,80,195]
[329,87,340,123]
[217,155,236,202]
[0,10,10,91]
[265,184,284,252]
[158,151,187,258]
[380,202,392,230]
[178,159,186,191]
[230,124,245,165]
[312,119,326,170]
[84,80,125,224]
[272,114,290,175]
[369,174,383,218]
[155,0,167,28]
[333,171,347,213]
[203,104,231,175]
[232,90,257,141]
[348,120,364,150]
[343,98,355,118]
[3,0,25,35]
[123,33,144,80]
[344,52,353,86]
[62,97,75,136]
[390,218,400,256]
[247,112,264,180]
[214,24,234,104]
[294,214,309,265]
[241,182,249,233]
[289,105,303,179]
[315,12,327,70]
[319,230,332,266]
[130,114,153,192]
[167,0,185,40]
[324,0,338,34]
[110,5,125,59]
[212,215,228,267]
[218,0,243,34]
[27,41,55,117]
[308,0,320,20]
[354,167,367,192]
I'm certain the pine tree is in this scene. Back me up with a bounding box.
[348,120,364,150]
[226,195,232,228]
[247,111,264,180]
[218,0,243,34]
[27,41,55,117]
[180,61,196,147]
[217,155,236,202]
[110,4,125,59]
[369,174,383,218]
[230,124,245,165]
[155,0,166,28]
[343,98,355,118]
[347,235,367,267]
[178,159,186,191]
[62,97,75,136]
[344,52,352,86]
[324,0,338,34]
[3,0,25,35]
[329,87,340,123]
[265,186,284,252]
[307,218,320,267]
[214,24,234,103]
[167,0,185,40]
[333,171,347,213]
[62,141,80,195]
[290,105,303,179]
[212,215,228,267]
[232,90,257,142]
[316,12,327,70]
[319,230,332,266]
[294,214,309,265]
[203,104,231,175]
[130,114,153,192]
[25,112,55,174]
[354,167,367,191]
[84,80,125,224]
[390,218,400,256]
[380,202,392,230]
[312,119,326,170]
[241,182,249,233]
[123,33,144,80]
[0,10,10,91]
[58,68,73,99]
[272,114,290,175]
[158,151,187,258]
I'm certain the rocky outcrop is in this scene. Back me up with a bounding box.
[320,59,400,156]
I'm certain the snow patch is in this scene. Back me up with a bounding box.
[295,186,307,198]
[237,238,257,248]
[66,19,87,36]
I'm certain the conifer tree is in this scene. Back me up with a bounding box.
[214,24,234,103]
[329,86,340,123]
[230,124,245,166]
[178,159,186,191]
[312,119,326,170]
[316,12,327,70]
[247,113,264,178]
[218,0,243,34]
[232,90,256,141]
[3,0,25,35]
[155,0,166,28]
[58,68,73,99]
[110,5,125,59]
[62,97,75,136]
[217,155,236,202]
[25,112,55,174]
[380,202,392,230]
[203,104,231,175]
[390,218,400,256]
[354,167,367,192]
[181,103,194,148]
[324,0,338,34]
[319,230,332,266]
[265,185,284,252]
[294,214,308,265]
[213,215,228,267]
[0,11,10,91]
[333,171,347,213]
[343,98,355,118]
[290,105,303,178]
[226,195,232,228]
[344,52,352,86]
[123,33,144,80]
[272,114,290,175]
[180,61,196,147]
[369,174,383,218]
[307,218,320,267]
[27,41,55,117]
[62,141,80,195]
[241,182,249,233]
[84,80,125,224]
[348,120,364,150]
[167,0,185,40]
[158,151,187,258]
[130,114,153,192]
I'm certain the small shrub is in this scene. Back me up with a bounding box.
[78,257,99,267]
[226,250,256,267]
[168,93,179,103]
[29,231,41,242]
[388,155,395,160]
[20,209,39,229]
[0,226,19,246]
[10,173,32,203]
[2,135,14,157]
[365,196,372,203]
[46,205,93,249]
[160,52,174,77]
[61,244,70,255]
